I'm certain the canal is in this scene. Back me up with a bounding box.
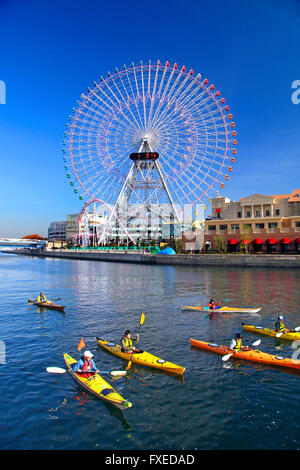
[0,253,299,449]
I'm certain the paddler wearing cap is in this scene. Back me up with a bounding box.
[72,350,99,378]
[121,330,139,354]
[275,315,290,333]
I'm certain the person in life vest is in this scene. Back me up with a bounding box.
[37,292,49,303]
[275,315,290,333]
[230,333,246,352]
[72,350,99,378]
[121,330,140,353]
[208,299,221,310]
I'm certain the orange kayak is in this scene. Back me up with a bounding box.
[190,339,300,371]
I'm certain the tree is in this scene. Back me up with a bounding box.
[213,235,227,253]
[240,224,252,254]
[175,238,184,254]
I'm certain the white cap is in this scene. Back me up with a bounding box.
[83,350,93,358]
[278,315,284,320]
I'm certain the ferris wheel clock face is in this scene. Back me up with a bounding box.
[129,152,159,161]
[63,60,237,237]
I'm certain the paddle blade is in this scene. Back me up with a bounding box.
[126,360,132,371]
[222,353,233,362]
[46,367,67,374]
[140,313,145,326]
[111,371,127,377]
[224,299,230,302]
[203,306,209,311]
[294,327,300,332]
[77,337,85,352]
[252,339,261,346]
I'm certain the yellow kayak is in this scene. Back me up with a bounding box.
[96,338,185,375]
[181,305,261,314]
[63,353,132,410]
[242,324,300,341]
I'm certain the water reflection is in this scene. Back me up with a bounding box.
[1,254,300,450]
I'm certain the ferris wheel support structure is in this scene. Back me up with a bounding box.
[99,137,180,243]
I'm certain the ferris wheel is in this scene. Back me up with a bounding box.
[62,60,236,241]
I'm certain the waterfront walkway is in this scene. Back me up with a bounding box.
[5,248,300,268]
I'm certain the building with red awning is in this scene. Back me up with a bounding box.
[204,190,300,254]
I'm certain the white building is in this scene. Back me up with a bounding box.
[48,221,67,240]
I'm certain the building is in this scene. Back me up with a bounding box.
[66,213,80,241]
[47,239,67,249]
[47,214,80,245]
[205,190,300,253]
[48,221,66,241]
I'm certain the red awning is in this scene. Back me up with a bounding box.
[240,239,250,245]
[294,238,300,244]
[228,238,237,244]
[280,238,291,244]
[253,238,263,244]
[266,238,277,244]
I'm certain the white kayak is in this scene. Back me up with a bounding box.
[181,305,262,314]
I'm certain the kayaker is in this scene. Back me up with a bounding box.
[275,315,289,333]
[121,330,140,353]
[37,292,48,303]
[72,350,99,378]
[230,333,245,352]
[208,299,221,310]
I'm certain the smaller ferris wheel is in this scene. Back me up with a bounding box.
[62,60,237,242]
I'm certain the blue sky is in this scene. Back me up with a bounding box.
[0,0,300,237]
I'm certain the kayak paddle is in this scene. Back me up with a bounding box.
[215,299,230,306]
[46,367,127,378]
[126,312,145,371]
[216,299,230,305]
[276,326,300,337]
[222,339,261,362]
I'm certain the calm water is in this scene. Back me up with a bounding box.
[0,253,300,450]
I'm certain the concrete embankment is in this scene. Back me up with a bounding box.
[4,248,300,268]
